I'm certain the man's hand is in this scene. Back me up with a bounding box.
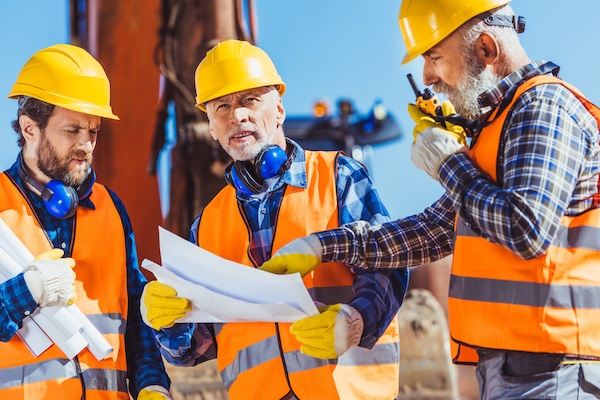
[411,126,468,180]
[258,235,323,277]
[289,304,363,359]
[138,385,173,400]
[140,281,191,330]
[408,100,468,145]
[23,249,76,307]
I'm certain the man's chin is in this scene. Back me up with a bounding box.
[66,168,90,187]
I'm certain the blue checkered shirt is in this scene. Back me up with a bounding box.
[316,61,600,271]
[154,139,409,366]
[0,159,170,396]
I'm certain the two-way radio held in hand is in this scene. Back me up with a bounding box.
[407,73,444,119]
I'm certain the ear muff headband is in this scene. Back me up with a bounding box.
[224,140,297,195]
[17,153,96,219]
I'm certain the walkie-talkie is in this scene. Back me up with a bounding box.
[407,73,443,119]
[407,73,478,143]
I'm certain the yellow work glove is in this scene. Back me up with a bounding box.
[259,235,323,277]
[140,281,191,330]
[138,385,173,400]
[408,100,468,146]
[290,304,363,359]
[23,249,76,306]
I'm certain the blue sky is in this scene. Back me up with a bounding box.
[1,1,598,219]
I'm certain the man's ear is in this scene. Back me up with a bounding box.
[276,97,286,128]
[475,32,499,66]
[19,115,38,143]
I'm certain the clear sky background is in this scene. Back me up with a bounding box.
[1,1,598,220]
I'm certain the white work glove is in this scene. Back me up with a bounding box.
[23,249,76,307]
[411,127,468,180]
[258,234,323,277]
[290,304,363,359]
[138,385,174,400]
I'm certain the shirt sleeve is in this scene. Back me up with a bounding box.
[154,322,217,367]
[107,189,171,397]
[316,194,456,269]
[439,83,599,260]
[335,155,409,348]
[152,212,218,366]
[0,273,38,342]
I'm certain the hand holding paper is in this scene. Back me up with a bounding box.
[258,235,323,277]
[141,227,319,324]
[141,281,191,330]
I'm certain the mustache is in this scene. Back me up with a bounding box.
[70,151,93,163]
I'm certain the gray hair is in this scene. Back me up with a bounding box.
[457,5,523,61]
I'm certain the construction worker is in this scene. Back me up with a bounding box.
[259,0,600,398]
[141,39,409,399]
[0,44,172,399]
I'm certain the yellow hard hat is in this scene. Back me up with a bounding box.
[195,39,286,112]
[8,43,119,120]
[398,0,511,64]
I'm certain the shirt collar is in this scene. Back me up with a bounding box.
[277,138,307,190]
[478,60,551,115]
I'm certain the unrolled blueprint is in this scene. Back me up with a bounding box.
[141,227,319,323]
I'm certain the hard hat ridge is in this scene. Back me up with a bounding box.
[195,39,286,112]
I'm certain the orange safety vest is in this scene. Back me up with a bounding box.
[0,173,129,399]
[450,75,600,364]
[199,151,399,400]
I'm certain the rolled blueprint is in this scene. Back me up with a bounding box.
[0,218,113,360]
[0,245,53,356]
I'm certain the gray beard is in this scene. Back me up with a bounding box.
[435,68,502,120]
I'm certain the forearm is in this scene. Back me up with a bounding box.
[317,197,455,269]
[350,268,409,348]
[0,273,38,341]
[155,323,217,367]
[126,272,171,395]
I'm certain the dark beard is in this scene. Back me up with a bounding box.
[37,133,91,187]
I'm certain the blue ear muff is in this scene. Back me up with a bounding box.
[16,152,96,219]
[42,180,79,219]
[225,161,263,196]
[255,145,288,179]
[224,141,296,195]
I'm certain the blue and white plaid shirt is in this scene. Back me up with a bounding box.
[316,60,600,270]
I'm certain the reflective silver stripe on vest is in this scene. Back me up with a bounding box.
[86,313,125,335]
[0,358,77,389]
[456,217,600,251]
[82,368,128,392]
[220,334,330,391]
[454,218,476,237]
[336,341,400,366]
[553,224,600,250]
[220,335,281,390]
[283,349,330,373]
[0,358,127,393]
[449,275,600,309]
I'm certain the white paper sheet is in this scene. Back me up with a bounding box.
[141,227,318,323]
